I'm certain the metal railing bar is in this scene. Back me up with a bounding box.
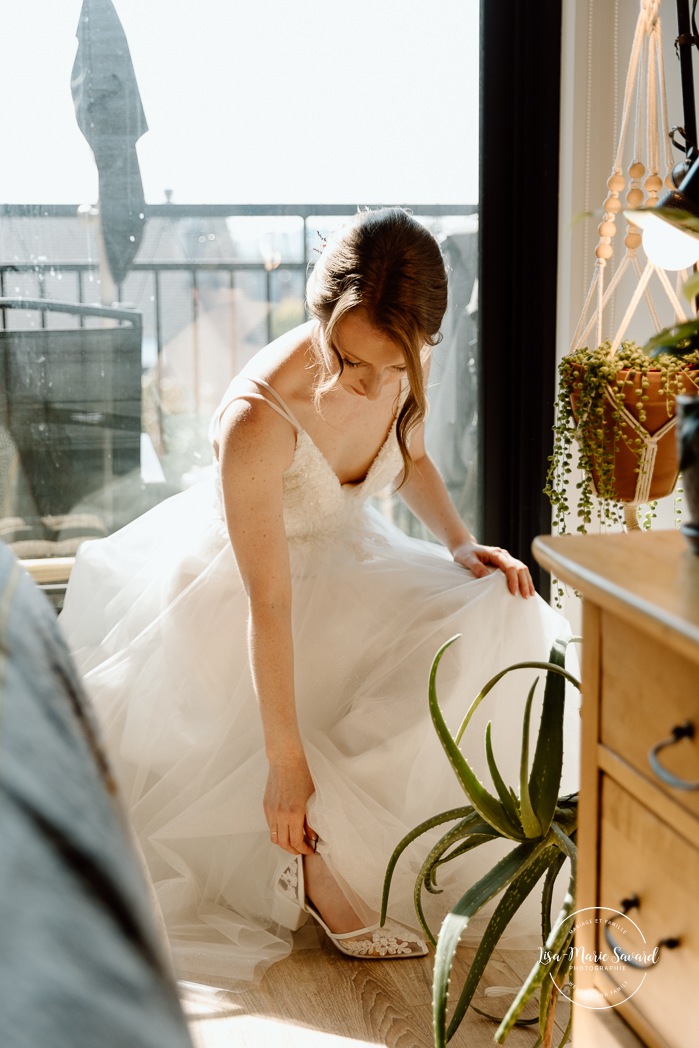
[2,261,309,273]
[2,202,474,219]
[0,298,141,325]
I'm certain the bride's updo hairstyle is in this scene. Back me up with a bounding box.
[306,207,448,481]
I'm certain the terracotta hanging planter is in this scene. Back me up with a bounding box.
[569,363,699,504]
[546,342,699,533]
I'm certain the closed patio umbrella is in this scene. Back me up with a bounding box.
[71,0,148,289]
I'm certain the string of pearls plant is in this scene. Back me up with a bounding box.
[545,339,699,539]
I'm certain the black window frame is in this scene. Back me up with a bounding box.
[478,0,563,598]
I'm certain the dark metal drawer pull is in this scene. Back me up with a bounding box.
[604,896,680,969]
[648,721,699,791]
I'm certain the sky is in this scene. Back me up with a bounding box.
[2,0,480,206]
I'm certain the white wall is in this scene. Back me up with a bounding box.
[555,0,694,626]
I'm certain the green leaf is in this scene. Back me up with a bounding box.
[519,678,544,837]
[454,660,580,746]
[644,317,699,357]
[495,868,576,1043]
[557,1008,573,1048]
[485,721,524,833]
[430,834,498,882]
[682,270,699,305]
[411,813,495,944]
[540,848,568,944]
[432,836,554,1048]
[428,637,525,840]
[444,843,558,1040]
[380,805,473,924]
[539,926,575,1044]
[529,638,580,835]
[550,822,577,866]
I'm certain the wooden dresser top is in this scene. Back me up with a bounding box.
[533,531,699,663]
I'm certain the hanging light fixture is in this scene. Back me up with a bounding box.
[630,160,699,270]
[626,0,699,270]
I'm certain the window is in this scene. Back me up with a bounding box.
[1,1,481,565]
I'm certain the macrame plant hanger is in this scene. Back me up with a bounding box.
[571,0,687,530]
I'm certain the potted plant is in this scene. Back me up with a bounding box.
[643,313,699,551]
[545,340,699,536]
[382,635,580,1048]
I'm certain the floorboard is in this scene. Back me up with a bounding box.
[182,941,572,1048]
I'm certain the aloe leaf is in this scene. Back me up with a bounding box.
[557,1008,573,1048]
[429,638,524,840]
[537,936,565,1039]
[519,678,543,837]
[430,834,497,880]
[380,805,473,923]
[413,815,495,943]
[485,721,523,833]
[444,843,558,1040]
[529,639,580,836]
[422,810,495,882]
[550,822,577,866]
[453,660,580,747]
[495,879,575,1043]
[432,837,553,1047]
[417,834,496,945]
[539,926,574,1045]
[540,848,567,943]
[538,962,555,1040]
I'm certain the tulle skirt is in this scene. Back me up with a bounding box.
[59,478,579,986]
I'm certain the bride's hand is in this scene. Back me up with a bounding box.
[264,751,318,855]
[452,541,535,599]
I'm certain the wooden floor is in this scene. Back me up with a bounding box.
[181,940,571,1048]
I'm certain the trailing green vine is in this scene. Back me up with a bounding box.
[545,339,699,538]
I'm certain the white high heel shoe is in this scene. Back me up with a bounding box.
[276,854,428,959]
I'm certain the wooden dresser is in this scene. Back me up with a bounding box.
[533,531,699,1048]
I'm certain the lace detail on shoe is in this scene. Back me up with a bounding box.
[339,928,424,957]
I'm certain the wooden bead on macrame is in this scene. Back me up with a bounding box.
[626,187,644,207]
[596,242,614,259]
[629,161,646,179]
[604,195,622,214]
[607,173,625,192]
[644,173,663,193]
[598,220,616,238]
[625,230,642,250]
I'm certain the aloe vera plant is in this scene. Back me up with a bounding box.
[381,634,580,1048]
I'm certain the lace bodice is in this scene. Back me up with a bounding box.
[210,377,404,549]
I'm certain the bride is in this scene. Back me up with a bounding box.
[59,207,575,984]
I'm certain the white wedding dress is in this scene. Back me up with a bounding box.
[59,376,578,987]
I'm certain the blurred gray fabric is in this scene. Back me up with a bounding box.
[0,543,193,1048]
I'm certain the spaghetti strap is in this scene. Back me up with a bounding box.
[244,377,303,432]
[213,376,303,442]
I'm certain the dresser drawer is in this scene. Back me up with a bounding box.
[596,776,699,1048]
[600,611,699,820]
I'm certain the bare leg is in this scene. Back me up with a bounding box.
[302,853,370,933]
[297,853,428,958]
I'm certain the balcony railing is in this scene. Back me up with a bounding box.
[1,203,479,557]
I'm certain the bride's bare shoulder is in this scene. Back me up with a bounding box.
[238,321,317,394]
